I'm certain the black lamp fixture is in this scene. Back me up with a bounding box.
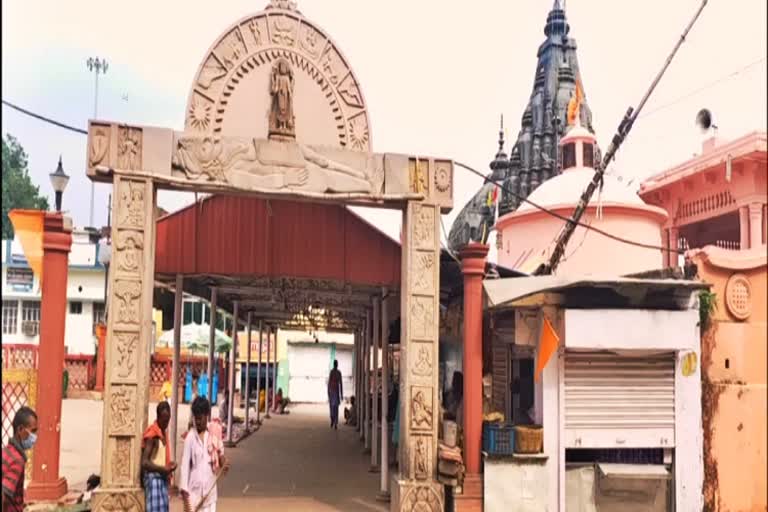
[49,156,70,212]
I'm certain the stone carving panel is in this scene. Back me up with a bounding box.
[348,113,369,152]
[116,180,146,229]
[410,386,434,432]
[111,437,131,484]
[117,127,142,171]
[409,296,435,341]
[185,10,373,151]
[171,136,377,195]
[113,280,141,327]
[411,343,433,378]
[108,386,137,436]
[318,45,348,86]
[412,203,436,249]
[409,159,430,195]
[88,123,111,170]
[412,436,431,481]
[412,251,436,295]
[114,332,139,381]
[95,492,142,512]
[434,160,453,206]
[216,28,247,70]
[401,485,442,512]
[269,58,296,139]
[188,93,214,132]
[197,54,228,91]
[245,17,267,50]
[115,231,143,276]
[268,13,298,47]
[298,21,326,60]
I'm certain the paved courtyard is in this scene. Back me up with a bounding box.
[60,400,387,511]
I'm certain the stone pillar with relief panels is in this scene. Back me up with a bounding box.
[92,173,157,511]
[391,200,444,512]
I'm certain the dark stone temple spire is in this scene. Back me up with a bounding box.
[497,0,597,217]
[448,2,598,253]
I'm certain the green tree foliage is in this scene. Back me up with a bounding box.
[2,134,49,239]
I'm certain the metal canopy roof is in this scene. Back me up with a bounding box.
[483,274,710,311]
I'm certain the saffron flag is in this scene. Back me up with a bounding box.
[8,209,45,284]
[566,79,584,126]
[534,315,560,382]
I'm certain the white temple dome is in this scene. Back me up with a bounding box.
[518,168,646,212]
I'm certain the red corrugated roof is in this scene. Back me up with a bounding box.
[155,195,401,287]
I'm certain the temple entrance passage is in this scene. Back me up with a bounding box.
[85,2,454,510]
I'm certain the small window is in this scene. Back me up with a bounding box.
[2,300,19,335]
[583,143,594,168]
[70,301,83,314]
[562,143,576,169]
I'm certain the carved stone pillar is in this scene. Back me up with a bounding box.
[392,201,443,512]
[93,176,156,511]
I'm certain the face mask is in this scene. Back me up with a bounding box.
[21,431,37,450]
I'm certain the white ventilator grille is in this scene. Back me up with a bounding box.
[564,352,675,448]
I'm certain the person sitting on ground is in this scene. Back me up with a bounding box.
[272,387,290,414]
[141,401,177,512]
[344,396,357,426]
[2,406,38,512]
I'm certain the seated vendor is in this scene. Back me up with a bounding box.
[344,396,357,426]
[272,388,290,414]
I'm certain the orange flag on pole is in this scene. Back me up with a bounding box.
[535,315,560,382]
[9,209,46,285]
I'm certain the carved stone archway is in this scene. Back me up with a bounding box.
[88,2,453,511]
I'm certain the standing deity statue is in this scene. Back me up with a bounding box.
[269,58,296,139]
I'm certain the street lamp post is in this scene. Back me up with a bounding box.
[49,156,70,212]
[86,56,108,227]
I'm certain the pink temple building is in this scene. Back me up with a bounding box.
[496,122,669,275]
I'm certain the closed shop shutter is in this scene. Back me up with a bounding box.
[564,352,675,449]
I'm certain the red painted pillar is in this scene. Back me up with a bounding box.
[459,242,489,475]
[94,323,106,392]
[26,213,71,502]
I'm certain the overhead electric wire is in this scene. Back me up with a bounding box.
[639,57,767,120]
[453,160,682,255]
[1,100,88,134]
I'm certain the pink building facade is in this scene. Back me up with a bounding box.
[640,132,768,264]
[641,132,767,512]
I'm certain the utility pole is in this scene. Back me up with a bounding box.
[86,56,109,228]
[536,0,709,275]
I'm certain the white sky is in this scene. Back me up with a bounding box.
[2,0,766,259]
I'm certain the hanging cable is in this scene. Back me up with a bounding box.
[1,100,88,134]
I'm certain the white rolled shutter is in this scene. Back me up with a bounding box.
[564,352,675,449]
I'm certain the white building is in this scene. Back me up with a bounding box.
[1,229,107,355]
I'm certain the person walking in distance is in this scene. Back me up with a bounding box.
[327,360,343,429]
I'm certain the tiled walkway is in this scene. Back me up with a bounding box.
[169,403,388,512]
